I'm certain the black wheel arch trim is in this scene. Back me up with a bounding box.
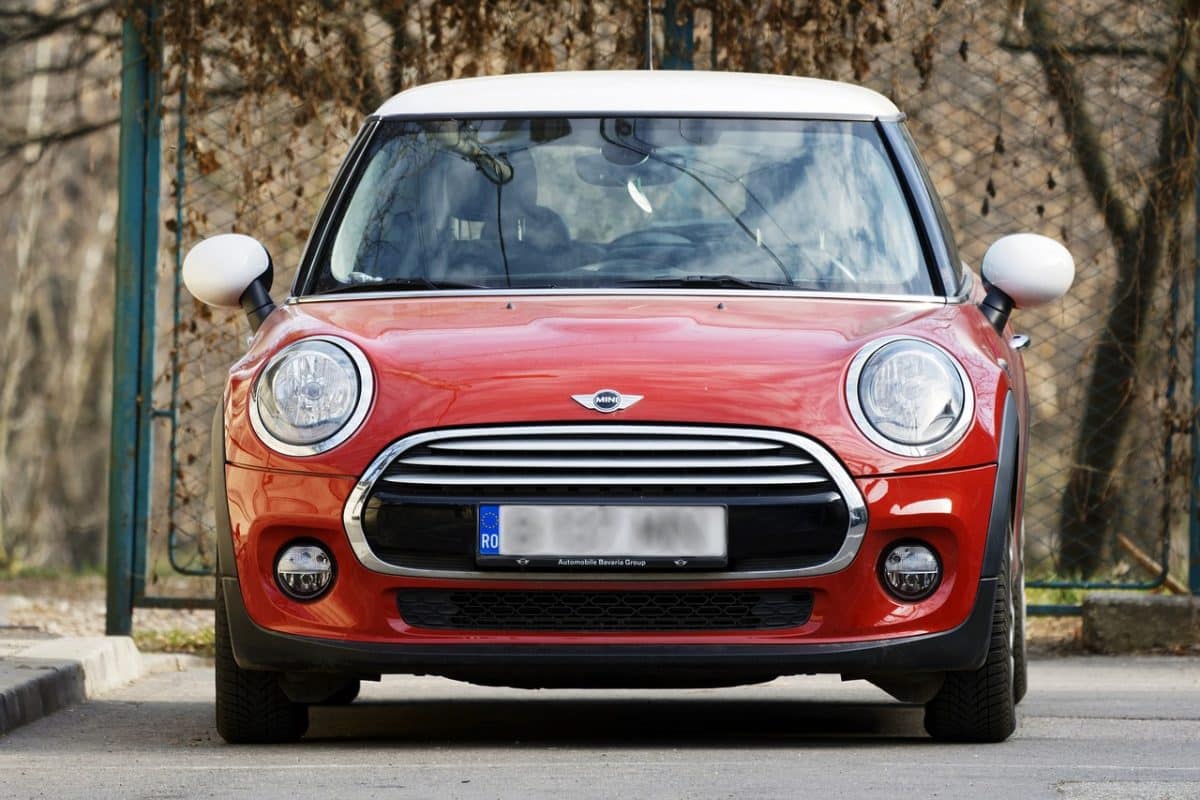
[981,392,1020,580]
[212,406,239,581]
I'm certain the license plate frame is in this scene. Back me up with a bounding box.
[476,504,727,570]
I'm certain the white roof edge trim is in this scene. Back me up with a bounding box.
[372,70,902,119]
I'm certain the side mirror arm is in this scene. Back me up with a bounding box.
[240,278,276,333]
[979,282,1014,334]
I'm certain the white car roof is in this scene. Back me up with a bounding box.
[373,71,902,120]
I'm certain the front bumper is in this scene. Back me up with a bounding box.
[213,400,1018,681]
[221,574,996,678]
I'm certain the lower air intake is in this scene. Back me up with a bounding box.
[397,589,814,632]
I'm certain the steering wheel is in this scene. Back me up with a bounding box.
[608,230,695,248]
[570,256,671,278]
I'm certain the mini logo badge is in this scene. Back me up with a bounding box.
[572,389,643,413]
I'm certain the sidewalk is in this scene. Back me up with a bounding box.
[0,593,203,736]
[0,627,146,735]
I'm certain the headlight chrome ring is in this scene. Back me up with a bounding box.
[249,335,374,457]
[845,335,974,458]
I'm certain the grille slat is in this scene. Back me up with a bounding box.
[428,437,785,453]
[381,471,830,486]
[397,589,815,631]
[395,454,813,470]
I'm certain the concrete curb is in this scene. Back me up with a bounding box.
[1082,593,1200,653]
[0,636,148,736]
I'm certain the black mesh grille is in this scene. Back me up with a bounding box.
[397,589,814,631]
[365,497,848,573]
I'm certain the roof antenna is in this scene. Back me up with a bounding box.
[645,0,654,70]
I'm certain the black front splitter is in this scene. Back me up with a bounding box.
[222,576,995,682]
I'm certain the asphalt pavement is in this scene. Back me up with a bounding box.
[0,655,1197,799]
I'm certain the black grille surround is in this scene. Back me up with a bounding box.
[397,589,815,632]
[343,424,868,580]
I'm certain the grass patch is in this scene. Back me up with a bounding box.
[134,626,215,657]
[1,564,105,581]
[1025,586,1087,609]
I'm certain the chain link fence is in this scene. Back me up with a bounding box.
[146,0,1190,597]
[865,1,1189,589]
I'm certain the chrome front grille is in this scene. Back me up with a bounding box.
[343,424,868,580]
[379,430,834,488]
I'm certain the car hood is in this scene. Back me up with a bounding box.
[225,293,1007,477]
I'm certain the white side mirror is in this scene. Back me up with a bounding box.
[182,234,276,331]
[978,233,1074,333]
[982,233,1074,308]
[183,234,271,308]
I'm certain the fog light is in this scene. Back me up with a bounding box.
[275,543,335,600]
[880,543,941,601]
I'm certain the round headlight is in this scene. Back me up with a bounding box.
[250,336,373,455]
[847,337,973,457]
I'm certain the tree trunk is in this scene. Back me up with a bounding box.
[1023,0,1199,576]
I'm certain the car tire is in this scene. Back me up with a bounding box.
[215,583,310,744]
[1013,565,1028,705]
[923,551,1017,742]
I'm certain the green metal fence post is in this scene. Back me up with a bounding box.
[131,21,162,606]
[106,3,161,635]
[661,0,694,70]
[1193,136,1200,596]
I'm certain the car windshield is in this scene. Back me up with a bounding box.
[311,117,932,295]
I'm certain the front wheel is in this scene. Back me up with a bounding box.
[923,558,1017,742]
[215,583,309,744]
[1013,566,1028,705]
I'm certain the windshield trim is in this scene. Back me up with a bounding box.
[295,112,946,300]
[287,287,966,305]
[370,111,907,124]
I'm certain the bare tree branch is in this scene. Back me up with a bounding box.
[0,1,117,48]
[0,113,120,160]
[1000,36,1168,61]
[1022,0,1139,244]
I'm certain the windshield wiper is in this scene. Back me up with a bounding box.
[615,275,792,290]
[320,277,486,294]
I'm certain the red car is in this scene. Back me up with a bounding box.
[183,71,1073,744]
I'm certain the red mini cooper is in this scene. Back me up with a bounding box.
[183,71,1074,744]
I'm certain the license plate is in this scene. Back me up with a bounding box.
[477,504,726,570]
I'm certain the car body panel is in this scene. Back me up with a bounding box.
[225,460,995,647]
[371,70,902,119]
[224,294,1009,480]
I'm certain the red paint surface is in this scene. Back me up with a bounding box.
[223,293,1016,646]
[224,295,1010,479]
